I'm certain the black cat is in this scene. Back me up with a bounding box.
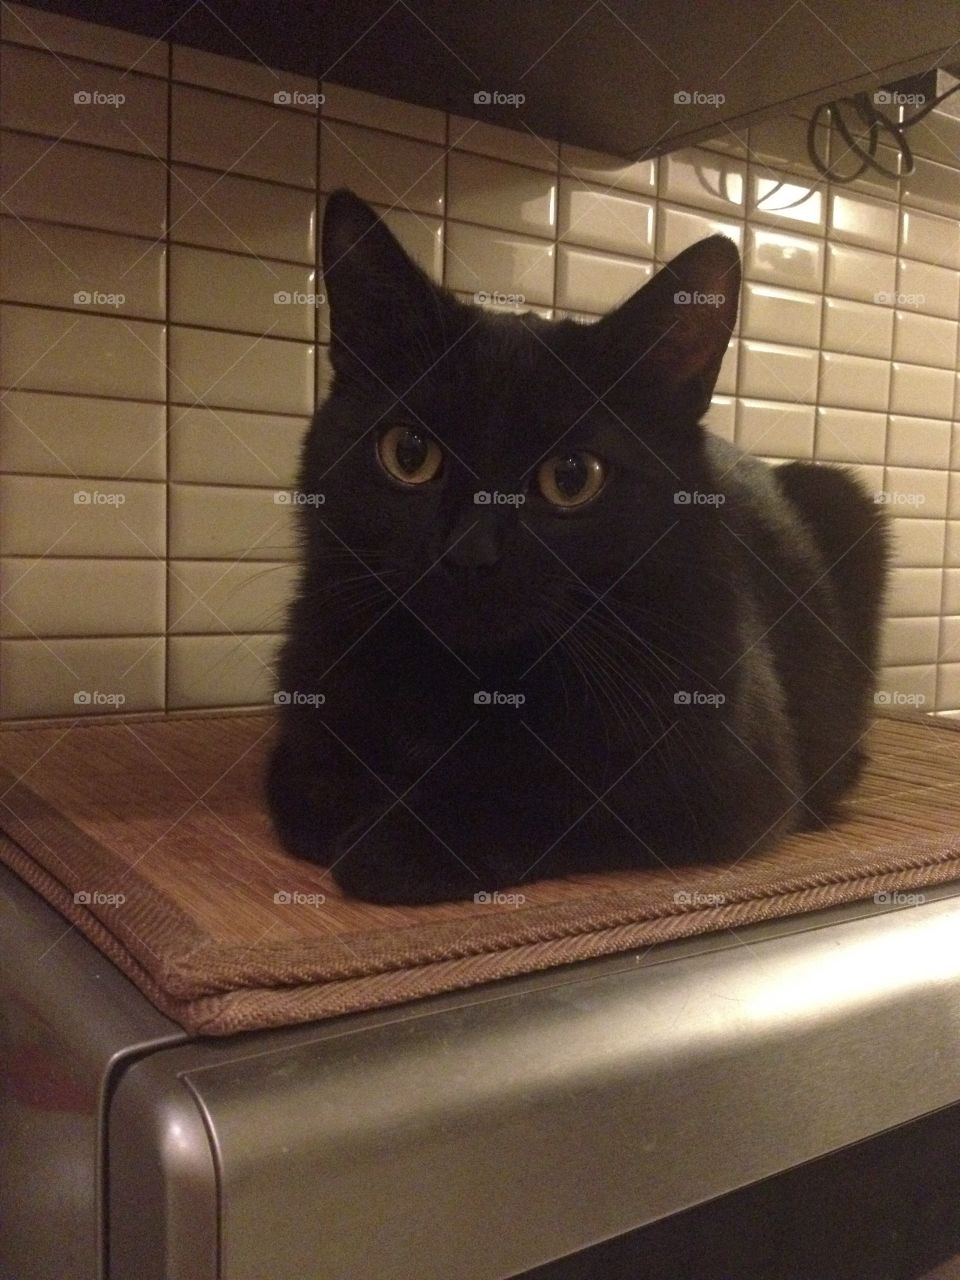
[266,188,888,905]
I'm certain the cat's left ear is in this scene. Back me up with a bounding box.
[592,235,740,421]
[322,188,451,386]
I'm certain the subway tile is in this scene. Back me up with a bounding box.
[828,188,898,252]
[659,148,745,214]
[824,243,896,305]
[821,297,893,360]
[168,327,313,415]
[558,142,655,192]
[447,151,556,236]
[172,46,317,109]
[1,557,164,637]
[0,304,166,400]
[168,561,298,633]
[317,345,334,400]
[319,119,442,212]
[834,147,902,205]
[0,390,165,479]
[844,462,884,497]
[892,311,958,371]
[454,116,557,171]
[736,399,815,457]
[876,664,937,711]
[172,84,316,187]
[738,341,818,403]
[814,408,886,465]
[696,128,748,159]
[909,110,960,170]
[168,483,297,560]
[887,567,943,616]
[895,258,959,320]
[819,351,890,413]
[881,616,940,667]
[170,165,316,263]
[890,362,954,419]
[169,407,305,486]
[377,207,443,282]
[169,244,317,339]
[745,226,823,291]
[445,223,555,306]
[941,617,960,660]
[715,341,738,396]
[747,115,826,180]
[657,204,742,261]
[326,83,445,143]
[0,46,167,155]
[901,155,960,220]
[705,395,735,441]
[0,131,166,237]
[0,475,165,556]
[555,245,653,314]
[886,416,952,470]
[888,517,946,566]
[167,633,279,708]
[749,174,824,230]
[0,2,168,75]
[557,181,654,257]
[900,207,960,272]
[938,663,960,710]
[0,217,165,319]
[883,467,949,519]
[741,283,821,347]
[0,636,165,718]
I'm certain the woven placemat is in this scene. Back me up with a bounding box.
[1,711,959,1035]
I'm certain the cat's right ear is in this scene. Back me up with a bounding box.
[322,189,449,387]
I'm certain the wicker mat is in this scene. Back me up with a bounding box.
[2,711,960,1036]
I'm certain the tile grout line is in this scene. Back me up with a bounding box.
[163,36,173,716]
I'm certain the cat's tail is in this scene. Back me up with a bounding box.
[774,461,889,671]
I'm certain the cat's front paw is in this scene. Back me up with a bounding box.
[330,809,491,904]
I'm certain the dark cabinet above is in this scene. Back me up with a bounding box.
[27,0,960,155]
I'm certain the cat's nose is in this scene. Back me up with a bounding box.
[441,515,501,570]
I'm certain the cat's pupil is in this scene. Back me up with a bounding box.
[395,429,428,474]
[554,455,588,498]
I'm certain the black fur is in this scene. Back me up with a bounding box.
[266,189,888,904]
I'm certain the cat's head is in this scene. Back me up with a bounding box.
[300,188,739,652]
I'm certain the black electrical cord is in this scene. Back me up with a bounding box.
[807,79,960,184]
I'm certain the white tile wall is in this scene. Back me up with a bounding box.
[1,1,960,719]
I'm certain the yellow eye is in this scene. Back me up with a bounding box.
[536,452,606,508]
[377,425,443,486]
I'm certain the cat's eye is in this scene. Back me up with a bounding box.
[377,425,443,486]
[535,452,606,509]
